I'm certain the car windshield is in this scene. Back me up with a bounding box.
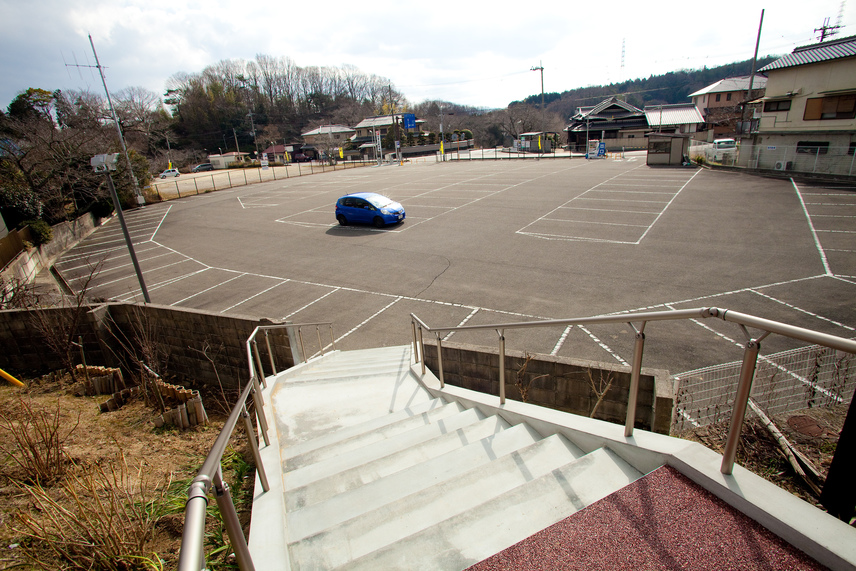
[366,195,394,209]
[715,140,736,149]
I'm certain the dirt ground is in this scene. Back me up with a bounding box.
[676,403,849,510]
[0,369,252,570]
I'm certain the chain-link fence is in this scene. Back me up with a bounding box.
[673,345,855,432]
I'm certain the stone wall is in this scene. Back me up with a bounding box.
[0,302,293,390]
[422,341,674,434]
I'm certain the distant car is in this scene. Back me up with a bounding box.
[159,168,180,178]
[336,192,405,228]
[192,163,213,172]
[292,153,311,163]
[707,138,738,162]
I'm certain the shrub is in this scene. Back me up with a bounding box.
[24,219,52,246]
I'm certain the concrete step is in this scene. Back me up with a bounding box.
[284,400,467,473]
[283,397,450,460]
[286,433,593,569]
[284,407,487,490]
[286,421,557,540]
[337,447,643,570]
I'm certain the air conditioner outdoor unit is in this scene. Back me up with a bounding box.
[774,161,785,171]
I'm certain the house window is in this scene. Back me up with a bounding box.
[796,141,829,154]
[726,93,732,101]
[849,142,856,156]
[764,100,792,112]
[804,95,856,120]
[716,94,721,102]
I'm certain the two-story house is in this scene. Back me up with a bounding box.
[744,35,856,174]
[689,75,767,137]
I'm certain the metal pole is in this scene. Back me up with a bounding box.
[252,340,266,388]
[316,325,323,355]
[106,173,151,303]
[89,35,144,205]
[418,326,426,375]
[242,408,269,492]
[741,10,765,127]
[436,335,445,388]
[721,340,761,474]
[624,325,646,437]
[251,382,270,447]
[329,325,336,351]
[498,331,506,404]
[411,320,419,364]
[264,330,276,375]
[298,328,306,364]
[212,469,255,571]
[177,481,209,571]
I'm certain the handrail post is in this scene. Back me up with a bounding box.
[721,339,761,474]
[212,468,255,571]
[242,407,269,492]
[298,327,307,364]
[498,331,506,405]
[436,334,445,388]
[251,377,270,447]
[624,324,646,437]
[411,319,419,365]
[316,325,324,356]
[177,479,210,570]
[329,324,336,351]
[264,330,276,376]
[417,326,426,375]
[252,340,266,389]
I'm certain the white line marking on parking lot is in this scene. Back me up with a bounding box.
[792,179,831,275]
[749,289,855,332]
[335,297,403,344]
[443,308,480,342]
[172,273,248,306]
[221,280,290,314]
[283,287,342,320]
[634,169,702,244]
[551,326,574,356]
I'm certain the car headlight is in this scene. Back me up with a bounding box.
[381,208,393,215]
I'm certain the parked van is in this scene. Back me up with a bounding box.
[707,138,738,162]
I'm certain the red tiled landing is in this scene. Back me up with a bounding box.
[467,465,825,571]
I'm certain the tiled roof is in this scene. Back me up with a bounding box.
[644,104,704,126]
[759,35,856,71]
[689,75,767,97]
[301,125,355,137]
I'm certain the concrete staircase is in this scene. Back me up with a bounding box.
[259,346,648,570]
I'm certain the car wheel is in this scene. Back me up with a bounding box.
[373,216,385,228]
[160,175,165,179]
[337,215,347,226]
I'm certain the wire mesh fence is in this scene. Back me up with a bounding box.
[673,344,855,432]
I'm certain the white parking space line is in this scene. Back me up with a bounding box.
[220,280,291,314]
[335,297,403,345]
[172,273,248,306]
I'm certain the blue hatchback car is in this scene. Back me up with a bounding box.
[335,192,405,228]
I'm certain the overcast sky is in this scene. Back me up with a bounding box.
[2,0,855,113]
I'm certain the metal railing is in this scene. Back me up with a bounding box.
[178,321,334,571]
[410,307,856,475]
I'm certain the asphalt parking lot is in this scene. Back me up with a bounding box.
[56,154,856,376]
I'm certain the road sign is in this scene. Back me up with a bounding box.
[403,113,416,129]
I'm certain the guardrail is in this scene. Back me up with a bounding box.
[178,321,334,571]
[410,307,856,475]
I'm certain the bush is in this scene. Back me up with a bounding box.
[24,219,52,246]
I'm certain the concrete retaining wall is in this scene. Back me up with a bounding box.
[0,213,103,284]
[422,341,674,434]
[0,302,293,390]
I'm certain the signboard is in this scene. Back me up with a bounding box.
[403,113,416,129]
[338,147,343,159]
[598,142,606,157]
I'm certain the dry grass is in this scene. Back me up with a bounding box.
[0,371,254,570]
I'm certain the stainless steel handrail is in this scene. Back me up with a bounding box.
[410,307,856,475]
[179,320,334,571]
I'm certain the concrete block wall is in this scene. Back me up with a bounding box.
[422,341,673,434]
[0,302,293,390]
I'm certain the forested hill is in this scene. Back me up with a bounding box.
[514,55,779,118]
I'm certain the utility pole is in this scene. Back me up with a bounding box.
[741,9,765,133]
[88,35,145,206]
[165,133,172,168]
[233,128,240,153]
[247,112,259,157]
[389,85,401,164]
[531,61,545,148]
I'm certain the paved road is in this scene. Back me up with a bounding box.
[56,156,856,376]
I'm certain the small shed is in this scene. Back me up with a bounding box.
[208,152,251,169]
[646,133,691,166]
